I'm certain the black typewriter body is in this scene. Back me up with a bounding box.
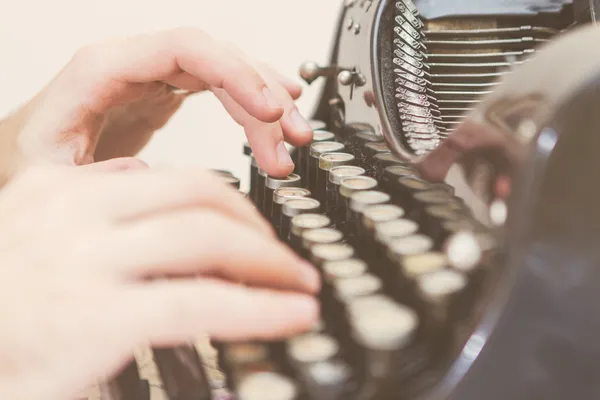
[100,2,600,400]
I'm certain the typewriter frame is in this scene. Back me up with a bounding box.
[306,3,600,398]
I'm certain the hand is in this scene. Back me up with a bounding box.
[0,27,313,186]
[0,166,319,400]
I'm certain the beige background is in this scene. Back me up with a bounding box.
[0,0,340,190]
[1,1,341,397]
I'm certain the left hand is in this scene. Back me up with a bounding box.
[0,27,312,186]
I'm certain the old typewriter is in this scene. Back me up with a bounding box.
[99,1,600,399]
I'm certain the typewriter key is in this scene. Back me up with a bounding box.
[317,152,355,203]
[327,165,366,219]
[152,346,212,400]
[362,204,406,232]
[338,176,378,233]
[256,168,268,215]
[265,174,302,225]
[388,234,434,259]
[310,243,355,267]
[393,176,431,212]
[402,252,449,280]
[349,299,419,387]
[374,218,420,246]
[373,152,405,181]
[349,191,391,245]
[301,228,344,253]
[382,165,418,191]
[237,372,298,400]
[309,120,327,131]
[290,214,331,254]
[287,333,341,364]
[323,258,368,280]
[431,182,455,196]
[297,129,336,180]
[363,141,390,159]
[417,270,467,345]
[303,359,352,400]
[333,273,384,303]
[273,187,311,237]
[309,141,345,195]
[281,198,321,241]
[444,231,482,274]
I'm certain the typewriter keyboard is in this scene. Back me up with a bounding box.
[212,123,497,400]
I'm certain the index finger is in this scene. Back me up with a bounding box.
[61,27,284,123]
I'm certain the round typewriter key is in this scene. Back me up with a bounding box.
[445,231,483,274]
[418,270,467,305]
[431,182,455,196]
[349,191,391,214]
[290,214,331,254]
[327,165,366,221]
[388,234,434,259]
[349,191,391,244]
[309,120,328,131]
[333,273,383,303]
[273,187,311,238]
[363,141,390,158]
[402,252,448,280]
[349,300,419,389]
[256,168,268,215]
[323,258,368,280]
[423,205,463,242]
[309,141,345,195]
[393,176,431,213]
[281,198,321,241]
[339,176,378,234]
[302,228,344,252]
[382,165,419,192]
[374,218,420,245]
[373,152,406,181]
[287,333,340,364]
[304,359,352,400]
[237,372,298,400]
[344,131,380,164]
[413,189,452,205]
[265,174,302,225]
[317,152,355,203]
[362,205,406,232]
[321,258,369,305]
[310,243,355,267]
[297,129,335,182]
[417,269,468,348]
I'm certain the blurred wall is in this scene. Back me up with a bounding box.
[0,0,340,188]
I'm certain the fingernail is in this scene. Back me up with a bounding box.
[276,141,294,167]
[289,108,312,132]
[262,87,282,110]
[300,261,321,293]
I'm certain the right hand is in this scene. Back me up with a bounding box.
[0,166,320,400]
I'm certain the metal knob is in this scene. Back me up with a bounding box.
[337,70,367,87]
[299,61,341,85]
[338,70,354,86]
